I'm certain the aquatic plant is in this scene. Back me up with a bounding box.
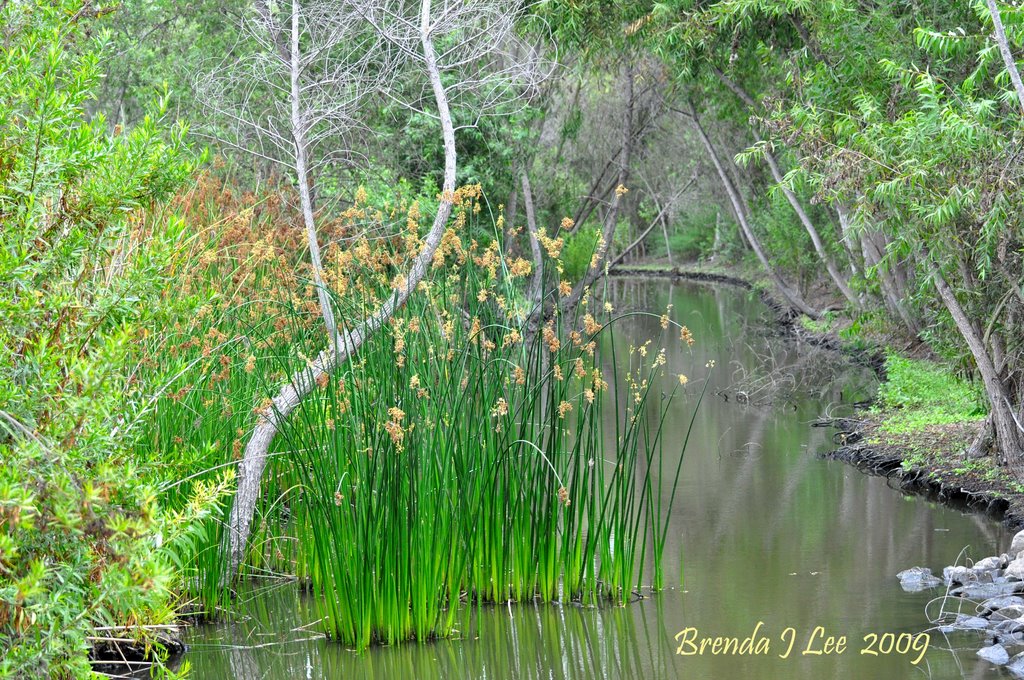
[136,177,702,648]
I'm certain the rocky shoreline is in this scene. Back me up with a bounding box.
[899,531,1024,673]
[613,264,1024,673]
[822,414,1024,673]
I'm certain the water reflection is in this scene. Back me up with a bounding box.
[186,280,1011,680]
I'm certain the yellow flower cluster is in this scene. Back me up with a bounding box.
[385,406,406,451]
[534,228,564,259]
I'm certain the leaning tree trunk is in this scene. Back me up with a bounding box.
[932,264,1024,464]
[608,174,696,269]
[688,102,818,318]
[226,5,459,575]
[759,136,861,308]
[562,58,634,311]
[713,67,858,308]
[860,228,920,335]
[987,0,1024,113]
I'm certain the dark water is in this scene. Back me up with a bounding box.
[184,279,1010,679]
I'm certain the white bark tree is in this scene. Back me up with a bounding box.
[197,0,546,576]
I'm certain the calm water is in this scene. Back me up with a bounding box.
[184,279,1011,679]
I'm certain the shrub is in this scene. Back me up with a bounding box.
[0,3,203,675]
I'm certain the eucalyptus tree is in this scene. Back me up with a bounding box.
[203,0,546,574]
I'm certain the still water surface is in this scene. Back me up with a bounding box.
[187,279,1010,679]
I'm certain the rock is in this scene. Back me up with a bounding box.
[945,565,976,585]
[982,595,1024,615]
[1007,651,1024,675]
[953,582,1024,599]
[957,615,992,629]
[898,566,942,591]
[1010,530,1024,558]
[996,620,1024,635]
[1007,556,1024,581]
[901,565,933,581]
[897,567,943,592]
[901,577,943,592]
[975,556,1003,571]
[991,605,1024,622]
[979,644,1011,665]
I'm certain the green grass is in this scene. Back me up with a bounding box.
[875,353,987,433]
[799,313,834,334]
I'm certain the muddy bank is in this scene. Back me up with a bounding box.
[822,415,1024,532]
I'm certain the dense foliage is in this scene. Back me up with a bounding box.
[0,2,212,675]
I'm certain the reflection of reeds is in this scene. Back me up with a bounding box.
[139,178,702,648]
[190,583,683,680]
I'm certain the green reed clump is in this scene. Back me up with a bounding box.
[261,251,699,647]
[131,175,323,616]
[135,180,701,646]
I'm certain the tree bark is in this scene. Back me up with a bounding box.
[987,0,1024,113]
[758,136,861,308]
[688,102,819,318]
[712,67,858,307]
[860,228,920,335]
[227,0,459,575]
[835,205,864,280]
[520,170,543,308]
[932,263,1023,464]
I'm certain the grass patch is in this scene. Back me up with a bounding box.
[875,353,986,433]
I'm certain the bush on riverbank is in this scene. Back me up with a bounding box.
[0,3,210,674]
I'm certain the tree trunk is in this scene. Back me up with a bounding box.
[563,58,634,310]
[712,67,858,307]
[520,170,543,308]
[711,210,723,260]
[932,264,1023,464]
[759,136,861,308]
[505,186,518,235]
[290,0,338,347]
[835,205,864,280]
[227,2,459,575]
[860,228,920,335]
[608,174,696,269]
[987,0,1024,113]
[569,151,620,234]
[688,102,818,318]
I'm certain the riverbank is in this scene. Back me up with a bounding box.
[611,261,1024,531]
[826,416,1024,531]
